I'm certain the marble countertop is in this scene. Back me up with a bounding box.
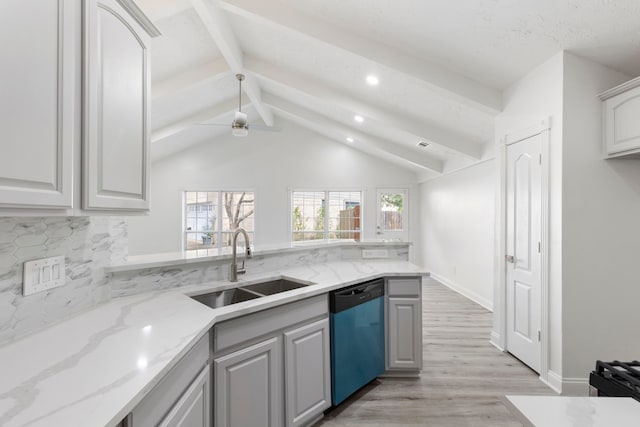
[0,260,427,427]
[107,240,412,273]
[505,395,640,426]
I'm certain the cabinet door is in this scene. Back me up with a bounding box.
[159,365,211,427]
[83,0,151,210]
[603,86,640,157]
[387,297,422,370]
[284,318,331,427]
[0,0,75,208]
[131,334,210,427]
[214,337,283,427]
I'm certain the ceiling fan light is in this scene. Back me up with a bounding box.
[232,126,248,137]
[234,111,248,126]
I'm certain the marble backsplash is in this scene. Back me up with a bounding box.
[0,216,409,347]
[108,245,409,297]
[0,217,127,346]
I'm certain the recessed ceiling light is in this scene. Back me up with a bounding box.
[346,137,354,143]
[366,75,379,86]
[354,115,364,123]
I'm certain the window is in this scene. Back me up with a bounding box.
[184,191,254,251]
[292,191,361,242]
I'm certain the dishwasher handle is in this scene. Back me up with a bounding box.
[330,279,384,313]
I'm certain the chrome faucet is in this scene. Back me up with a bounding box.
[230,227,252,282]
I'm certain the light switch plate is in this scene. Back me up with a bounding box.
[23,256,66,296]
[362,249,389,259]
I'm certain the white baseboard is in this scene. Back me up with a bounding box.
[380,370,421,378]
[542,371,589,395]
[561,377,590,396]
[430,273,493,311]
[490,331,504,351]
[541,370,562,394]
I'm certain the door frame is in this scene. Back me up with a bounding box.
[493,118,552,386]
[375,188,409,241]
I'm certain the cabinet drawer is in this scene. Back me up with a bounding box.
[386,278,422,297]
[131,333,209,427]
[214,294,328,352]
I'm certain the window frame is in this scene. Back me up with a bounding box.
[290,188,364,244]
[183,189,256,252]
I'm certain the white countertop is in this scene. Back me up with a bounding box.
[505,395,640,427]
[107,240,411,273]
[0,260,426,427]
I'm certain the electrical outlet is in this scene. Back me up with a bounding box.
[23,256,66,296]
[362,249,389,259]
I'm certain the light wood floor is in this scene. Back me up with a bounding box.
[316,277,554,427]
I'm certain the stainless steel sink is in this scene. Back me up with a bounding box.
[191,288,261,308]
[191,278,312,309]
[240,278,310,296]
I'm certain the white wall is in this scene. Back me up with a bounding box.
[494,51,637,393]
[561,53,636,384]
[418,160,496,309]
[494,51,565,379]
[128,120,420,259]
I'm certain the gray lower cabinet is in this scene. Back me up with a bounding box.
[386,278,423,371]
[212,294,330,427]
[159,365,211,427]
[284,318,331,427]
[213,337,283,427]
[129,334,210,427]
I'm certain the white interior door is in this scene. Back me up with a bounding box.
[506,134,542,373]
[376,189,408,241]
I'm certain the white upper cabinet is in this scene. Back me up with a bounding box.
[0,0,158,213]
[83,0,158,211]
[0,0,77,208]
[600,76,640,158]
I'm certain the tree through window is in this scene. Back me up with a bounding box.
[185,191,255,251]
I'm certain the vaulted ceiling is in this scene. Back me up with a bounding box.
[138,0,640,180]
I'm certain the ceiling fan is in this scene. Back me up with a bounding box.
[200,73,281,137]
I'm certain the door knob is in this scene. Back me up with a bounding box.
[505,255,515,263]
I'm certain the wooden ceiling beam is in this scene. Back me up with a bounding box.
[247,57,483,160]
[152,97,243,142]
[190,0,274,126]
[263,93,443,173]
[219,0,502,114]
[153,58,231,101]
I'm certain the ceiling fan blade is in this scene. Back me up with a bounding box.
[249,124,283,132]
[199,122,231,127]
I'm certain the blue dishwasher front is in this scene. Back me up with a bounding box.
[330,279,385,406]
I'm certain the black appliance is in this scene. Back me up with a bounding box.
[589,360,640,401]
